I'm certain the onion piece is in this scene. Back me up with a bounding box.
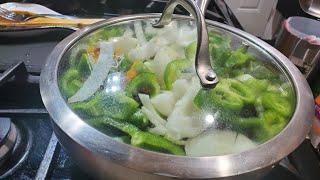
[172,79,189,100]
[166,78,203,140]
[177,25,196,46]
[134,21,146,45]
[139,94,167,125]
[123,27,134,37]
[127,42,157,61]
[110,37,138,56]
[185,130,257,156]
[68,42,115,103]
[139,94,167,135]
[151,91,176,117]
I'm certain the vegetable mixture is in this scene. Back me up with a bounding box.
[59,20,295,156]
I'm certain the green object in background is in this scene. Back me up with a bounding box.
[90,116,185,155]
[125,72,160,98]
[71,92,139,120]
[163,59,190,90]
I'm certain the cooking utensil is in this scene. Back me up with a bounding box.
[299,0,320,18]
[152,0,217,88]
[275,16,320,78]
[0,7,103,29]
[0,7,79,22]
[0,7,25,21]
[40,0,314,179]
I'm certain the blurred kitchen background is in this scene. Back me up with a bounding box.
[1,0,316,39]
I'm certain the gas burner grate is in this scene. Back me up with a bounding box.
[0,121,33,178]
[0,118,16,168]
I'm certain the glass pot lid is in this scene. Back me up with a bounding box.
[57,18,296,157]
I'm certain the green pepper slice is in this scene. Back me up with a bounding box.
[71,92,139,120]
[90,117,185,155]
[125,72,160,98]
[194,79,255,111]
[163,59,190,90]
[260,92,293,118]
[59,68,82,98]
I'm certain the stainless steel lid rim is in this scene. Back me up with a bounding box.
[40,14,314,178]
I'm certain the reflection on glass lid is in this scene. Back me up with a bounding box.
[58,19,296,157]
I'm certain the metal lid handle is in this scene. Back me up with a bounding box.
[152,0,218,88]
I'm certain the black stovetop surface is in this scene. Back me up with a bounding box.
[0,0,320,179]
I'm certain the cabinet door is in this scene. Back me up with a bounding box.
[224,0,277,37]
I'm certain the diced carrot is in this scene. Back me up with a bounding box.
[315,96,320,105]
[87,47,100,63]
[126,69,137,80]
[126,61,141,80]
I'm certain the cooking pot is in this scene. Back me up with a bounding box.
[275,16,320,79]
[40,0,314,179]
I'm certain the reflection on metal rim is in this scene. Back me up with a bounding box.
[40,13,314,178]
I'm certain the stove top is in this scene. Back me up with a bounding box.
[0,0,320,179]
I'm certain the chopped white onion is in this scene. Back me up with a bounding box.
[127,42,157,61]
[177,25,196,46]
[134,21,146,45]
[110,37,138,55]
[185,130,257,156]
[68,42,115,103]
[172,79,189,100]
[139,94,167,125]
[123,27,134,37]
[151,91,176,117]
[166,78,203,140]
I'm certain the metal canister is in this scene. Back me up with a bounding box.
[275,16,320,78]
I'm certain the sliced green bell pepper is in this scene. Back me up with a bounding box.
[254,110,288,142]
[59,68,82,98]
[209,31,231,68]
[118,55,133,72]
[260,92,293,118]
[163,59,190,90]
[77,53,92,77]
[129,60,151,74]
[90,116,185,155]
[185,41,196,61]
[194,79,255,111]
[71,91,139,120]
[87,26,124,45]
[125,72,160,98]
[225,47,253,69]
[239,75,269,95]
[131,110,150,130]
